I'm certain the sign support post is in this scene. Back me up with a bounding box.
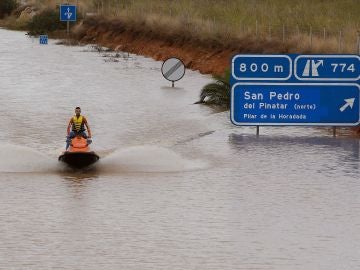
[60,4,77,44]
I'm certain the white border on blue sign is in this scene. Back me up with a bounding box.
[230,82,360,126]
[60,5,77,22]
[294,55,360,81]
[231,54,292,81]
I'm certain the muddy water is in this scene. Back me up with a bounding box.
[0,29,359,270]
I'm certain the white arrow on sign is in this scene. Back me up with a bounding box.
[339,98,355,112]
[65,7,72,19]
[302,60,324,77]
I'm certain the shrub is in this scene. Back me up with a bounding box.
[27,8,65,35]
[0,0,18,19]
[196,69,231,108]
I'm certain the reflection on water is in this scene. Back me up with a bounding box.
[61,172,100,182]
[229,134,360,174]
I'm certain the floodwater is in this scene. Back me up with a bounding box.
[0,29,359,270]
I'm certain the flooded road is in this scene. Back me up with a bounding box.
[0,29,360,270]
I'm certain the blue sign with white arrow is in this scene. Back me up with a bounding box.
[60,5,77,22]
[231,83,360,126]
[230,54,360,127]
[294,55,360,81]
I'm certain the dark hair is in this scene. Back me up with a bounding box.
[75,107,81,110]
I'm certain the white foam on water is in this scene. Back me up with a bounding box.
[0,143,58,173]
[97,145,208,173]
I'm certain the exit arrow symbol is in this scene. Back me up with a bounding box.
[65,7,72,19]
[339,98,355,112]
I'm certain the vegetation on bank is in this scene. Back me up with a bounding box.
[101,0,359,54]
[196,70,231,108]
[20,1,360,52]
[0,0,17,19]
[0,4,76,34]
[27,8,65,35]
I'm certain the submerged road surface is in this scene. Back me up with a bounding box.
[0,29,359,270]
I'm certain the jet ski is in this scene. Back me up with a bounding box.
[58,136,99,168]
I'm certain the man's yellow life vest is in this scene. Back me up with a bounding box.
[72,115,85,132]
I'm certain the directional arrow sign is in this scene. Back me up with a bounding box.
[231,83,360,126]
[60,5,77,22]
[295,55,360,81]
[339,98,355,112]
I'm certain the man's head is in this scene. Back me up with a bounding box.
[75,107,81,117]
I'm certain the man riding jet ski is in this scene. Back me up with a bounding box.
[66,106,91,150]
[58,107,99,168]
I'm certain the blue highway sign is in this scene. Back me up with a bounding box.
[294,55,360,81]
[39,35,48,45]
[60,5,77,22]
[231,83,360,126]
[232,55,292,81]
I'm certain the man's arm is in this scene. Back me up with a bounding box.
[84,118,92,138]
[67,118,73,135]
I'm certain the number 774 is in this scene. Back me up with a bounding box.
[331,63,355,72]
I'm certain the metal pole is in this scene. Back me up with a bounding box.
[282,24,285,43]
[268,24,271,40]
[256,126,260,136]
[309,25,312,49]
[256,20,258,39]
[333,127,336,137]
[338,30,342,53]
[65,0,70,37]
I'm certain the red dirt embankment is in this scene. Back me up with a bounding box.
[73,17,295,75]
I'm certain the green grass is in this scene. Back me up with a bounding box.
[9,0,360,53]
[91,1,359,35]
[31,1,360,34]
[80,0,359,52]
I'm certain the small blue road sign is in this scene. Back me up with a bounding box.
[294,55,360,81]
[232,55,292,81]
[60,5,77,22]
[39,35,48,44]
[231,83,360,126]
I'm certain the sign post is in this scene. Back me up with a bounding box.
[231,54,360,135]
[60,4,77,36]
